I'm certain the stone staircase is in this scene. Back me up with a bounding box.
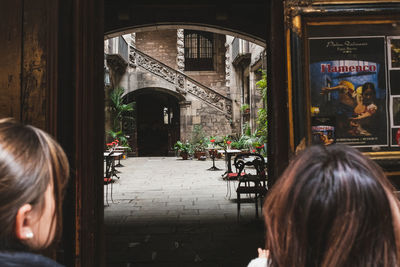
[129,47,233,119]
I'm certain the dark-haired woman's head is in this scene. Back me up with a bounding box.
[264,144,400,267]
[0,118,69,251]
[362,82,376,106]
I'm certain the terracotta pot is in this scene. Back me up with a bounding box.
[194,151,206,159]
[180,151,189,160]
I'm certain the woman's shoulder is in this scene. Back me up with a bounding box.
[247,257,269,267]
[0,251,64,267]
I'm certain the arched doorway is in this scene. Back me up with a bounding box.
[126,88,181,156]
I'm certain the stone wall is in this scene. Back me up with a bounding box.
[132,30,236,141]
[225,36,242,133]
[136,30,228,97]
[226,35,266,134]
[111,30,242,152]
[136,30,178,69]
[185,34,228,96]
[180,94,232,142]
[249,45,266,131]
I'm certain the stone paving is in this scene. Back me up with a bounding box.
[104,157,265,267]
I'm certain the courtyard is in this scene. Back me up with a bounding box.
[104,156,265,267]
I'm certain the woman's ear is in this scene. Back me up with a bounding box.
[15,204,34,241]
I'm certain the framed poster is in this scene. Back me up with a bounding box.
[390,70,400,95]
[284,3,400,180]
[392,96,400,127]
[309,36,388,147]
[388,37,400,69]
[392,128,400,147]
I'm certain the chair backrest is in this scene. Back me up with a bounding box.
[233,152,267,185]
[104,151,115,178]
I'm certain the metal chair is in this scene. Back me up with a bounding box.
[224,149,246,199]
[104,177,114,206]
[104,152,116,205]
[234,153,268,221]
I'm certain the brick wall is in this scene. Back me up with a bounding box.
[129,30,236,147]
[186,34,228,96]
[136,30,178,69]
[136,30,227,97]
[180,94,235,142]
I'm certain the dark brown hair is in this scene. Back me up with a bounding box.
[362,82,376,95]
[264,144,400,267]
[0,118,69,250]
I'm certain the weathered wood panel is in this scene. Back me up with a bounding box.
[0,1,105,266]
[73,0,105,266]
[21,0,49,129]
[0,1,22,119]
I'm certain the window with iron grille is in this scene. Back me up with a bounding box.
[184,30,214,71]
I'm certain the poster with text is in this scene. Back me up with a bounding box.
[309,37,388,147]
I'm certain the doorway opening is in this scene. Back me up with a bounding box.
[103,25,267,267]
[128,89,180,156]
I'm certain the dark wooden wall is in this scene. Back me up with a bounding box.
[0,0,57,128]
[69,0,105,266]
[0,1,22,120]
[267,0,289,184]
[0,1,105,266]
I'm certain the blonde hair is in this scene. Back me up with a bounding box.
[339,80,355,92]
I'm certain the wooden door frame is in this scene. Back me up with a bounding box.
[267,0,290,185]
[57,0,288,265]
[56,0,105,266]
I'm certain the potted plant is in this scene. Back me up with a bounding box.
[238,132,252,152]
[193,140,207,159]
[107,87,135,154]
[230,141,240,150]
[207,136,223,158]
[190,125,207,159]
[240,103,250,114]
[173,141,192,160]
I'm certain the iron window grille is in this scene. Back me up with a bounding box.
[184,30,214,71]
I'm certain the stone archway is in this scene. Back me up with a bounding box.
[125,88,182,156]
[107,26,263,147]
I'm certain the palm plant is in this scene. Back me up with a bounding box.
[107,129,131,150]
[110,87,134,132]
[107,87,135,149]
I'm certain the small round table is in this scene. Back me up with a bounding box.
[207,148,221,171]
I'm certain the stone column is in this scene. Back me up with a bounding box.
[225,42,231,89]
[177,29,185,72]
[179,100,191,141]
[129,33,136,68]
